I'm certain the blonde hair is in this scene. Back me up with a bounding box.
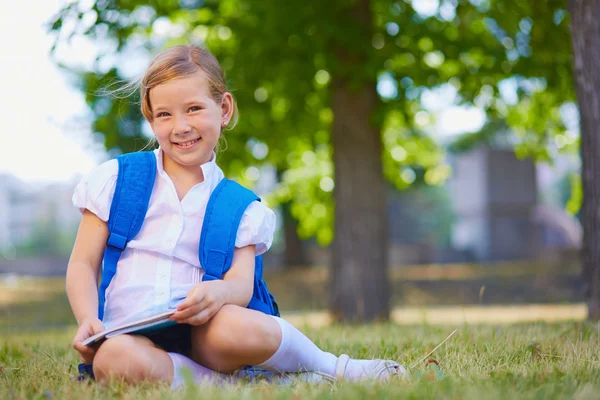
[141,45,238,128]
[111,45,237,152]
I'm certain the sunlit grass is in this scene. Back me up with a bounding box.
[1,270,598,399]
[1,322,599,399]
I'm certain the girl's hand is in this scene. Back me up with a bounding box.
[172,281,227,325]
[72,317,104,364]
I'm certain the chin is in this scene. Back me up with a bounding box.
[174,151,212,166]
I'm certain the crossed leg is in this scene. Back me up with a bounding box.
[91,305,282,384]
[91,304,402,385]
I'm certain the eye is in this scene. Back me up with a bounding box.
[156,111,170,118]
[189,106,202,113]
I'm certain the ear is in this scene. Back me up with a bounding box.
[221,92,234,123]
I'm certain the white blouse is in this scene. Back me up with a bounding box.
[72,149,276,330]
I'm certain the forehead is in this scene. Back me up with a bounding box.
[149,70,211,104]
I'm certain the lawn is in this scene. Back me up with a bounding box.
[1,268,598,399]
[2,318,599,398]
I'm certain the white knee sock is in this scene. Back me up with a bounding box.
[257,316,338,376]
[256,317,400,381]
[168,352,235,389]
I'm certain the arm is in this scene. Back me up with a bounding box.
[219,244,256,306]
[66,209,109,324]
[67,210,109,362]
[172,245,256,324]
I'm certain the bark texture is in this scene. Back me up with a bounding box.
[330,0,390,322]
[282,201,310,268]
[568,0,600,319]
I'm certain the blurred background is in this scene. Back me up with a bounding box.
[0,0,587,331]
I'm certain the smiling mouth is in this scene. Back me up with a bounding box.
[174,138,200,149]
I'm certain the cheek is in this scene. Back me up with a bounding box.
[193,116,220,138]
[152,123,170,141]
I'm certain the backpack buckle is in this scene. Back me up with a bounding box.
[106,233,127,251]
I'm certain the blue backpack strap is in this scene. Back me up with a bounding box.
[199,178,258,280]
[98,152,156,320]
[199,179,279,316]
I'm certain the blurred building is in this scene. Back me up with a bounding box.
[0,173,80,253]
[449,146,581,262]
[304,145,582,266]
[450,146,539,260]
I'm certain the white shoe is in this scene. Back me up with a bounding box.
[334,354,407,382]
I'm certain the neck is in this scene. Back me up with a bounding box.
[162,153,206,185]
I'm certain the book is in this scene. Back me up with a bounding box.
[82,310,177,347]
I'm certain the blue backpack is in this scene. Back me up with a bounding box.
[97,151,280,320]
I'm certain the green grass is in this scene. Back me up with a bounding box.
[2,322,599,399]
[0,269,595,399]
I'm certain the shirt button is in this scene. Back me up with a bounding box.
[166,240,173,246]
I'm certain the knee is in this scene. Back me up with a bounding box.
[93,336,142,383]
[200,305,281,356]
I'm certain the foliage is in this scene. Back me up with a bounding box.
[565,172,582,217]
[545,171,583,219]
[47,0,577,246]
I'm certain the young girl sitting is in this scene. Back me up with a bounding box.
[67,44,406,388]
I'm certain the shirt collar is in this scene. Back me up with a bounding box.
[154,148,217,182]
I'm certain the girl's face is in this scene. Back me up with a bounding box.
[149,71,233,172]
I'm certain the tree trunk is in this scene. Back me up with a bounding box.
[330,0,390,322]
[281,201,310,268]
[569,0,600,320]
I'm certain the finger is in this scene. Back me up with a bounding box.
[173,302,206,322]
[75,347,97,365]
[176,298,208,318]
[76,348,95,364]
[73,325,95,345]
[73,341,94,354]
[182,308,215,326]
[177,294,203,312]
[73,330,90,344]
[72,333,85,344]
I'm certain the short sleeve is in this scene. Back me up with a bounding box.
[72,159,119,222]
[235,201,276,256]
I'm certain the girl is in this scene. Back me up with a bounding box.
[67,44,405,388]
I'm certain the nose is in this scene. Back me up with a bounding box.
[172,115,191,135]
